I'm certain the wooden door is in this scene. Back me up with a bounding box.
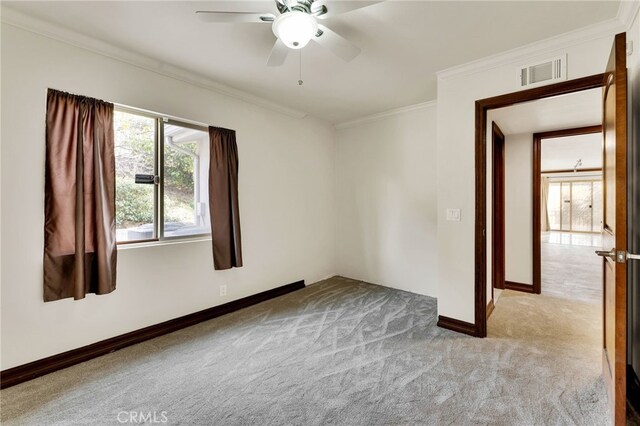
[599,32,627,425]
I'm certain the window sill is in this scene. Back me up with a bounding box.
[117,236,212,250]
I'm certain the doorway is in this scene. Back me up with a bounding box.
[474,33,629,425]
[486,89,603,300]
[473,73,605,338]
[482,88,608,425]
[533,126,604,301]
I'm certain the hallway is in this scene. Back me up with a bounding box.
[540,231,602,303]
[489,289,606,423]
[490,230,606,422]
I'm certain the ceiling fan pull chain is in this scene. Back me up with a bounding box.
[298,49,304,86]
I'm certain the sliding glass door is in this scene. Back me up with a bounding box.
[547,180,602,233]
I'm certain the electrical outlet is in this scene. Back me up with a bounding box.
[219,284,227,297]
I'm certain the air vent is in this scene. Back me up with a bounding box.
[517,55,567,88]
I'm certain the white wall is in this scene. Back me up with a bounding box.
[335,106,438,296]
[504,133,533,285]
[541,133,603,170]
[437,33,615,323]
[0,24,336,370]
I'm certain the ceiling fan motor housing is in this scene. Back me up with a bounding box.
[276,0,322,15]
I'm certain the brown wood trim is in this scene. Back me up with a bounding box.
[0,280,305,389]
[533,133,542,294]
[476,74,605,111]
[542,167,602,174]
[474,73,605,338]
[437,315,478,337]
[532,125,602,140]
[474,100,487,338]
[532,125,602,297]
[486,299,495,319]
[504,281,536,294]
[492,122,506,293]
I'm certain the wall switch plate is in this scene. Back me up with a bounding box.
[219,284,227,297]
[446,208,461,222]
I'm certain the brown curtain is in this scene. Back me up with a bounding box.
[44,89,117,301]
[208,126,243,270]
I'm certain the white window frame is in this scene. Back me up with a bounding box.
[115,106,211,245]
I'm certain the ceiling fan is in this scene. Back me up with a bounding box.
[196,0,379,66]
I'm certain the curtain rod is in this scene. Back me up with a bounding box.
[48,88,213,131]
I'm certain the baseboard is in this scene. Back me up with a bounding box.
[486,299,495,319]
[437,315,478,337]
[504,281,536,294]
[0,280,305,389]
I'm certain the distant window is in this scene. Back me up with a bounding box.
[114,109,210,243]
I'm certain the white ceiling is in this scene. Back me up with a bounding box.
[488,88,602,136]
[541,133,602,171]
[3,1,620,123]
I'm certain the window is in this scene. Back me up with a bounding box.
[114,109,210,243]
[546,179,602,233]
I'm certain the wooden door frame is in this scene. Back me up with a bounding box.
[490,122,505,318]
[473,73,605,338]
[541,167,602,174]
[532,125,603,295]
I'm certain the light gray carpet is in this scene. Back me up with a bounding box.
[1,276,608,425]
[541,231,602,304]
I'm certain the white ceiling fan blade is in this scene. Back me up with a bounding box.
[314,24,361,62]
[312,1,382,19]
[267,39,290,67]
[196,11,275,23]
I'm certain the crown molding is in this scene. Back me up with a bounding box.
[617,0,640,30]
[0,6,308,120]
[437,16,626,81]
[335,100,437,130]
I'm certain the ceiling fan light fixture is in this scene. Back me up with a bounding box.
[272,11,318,49]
